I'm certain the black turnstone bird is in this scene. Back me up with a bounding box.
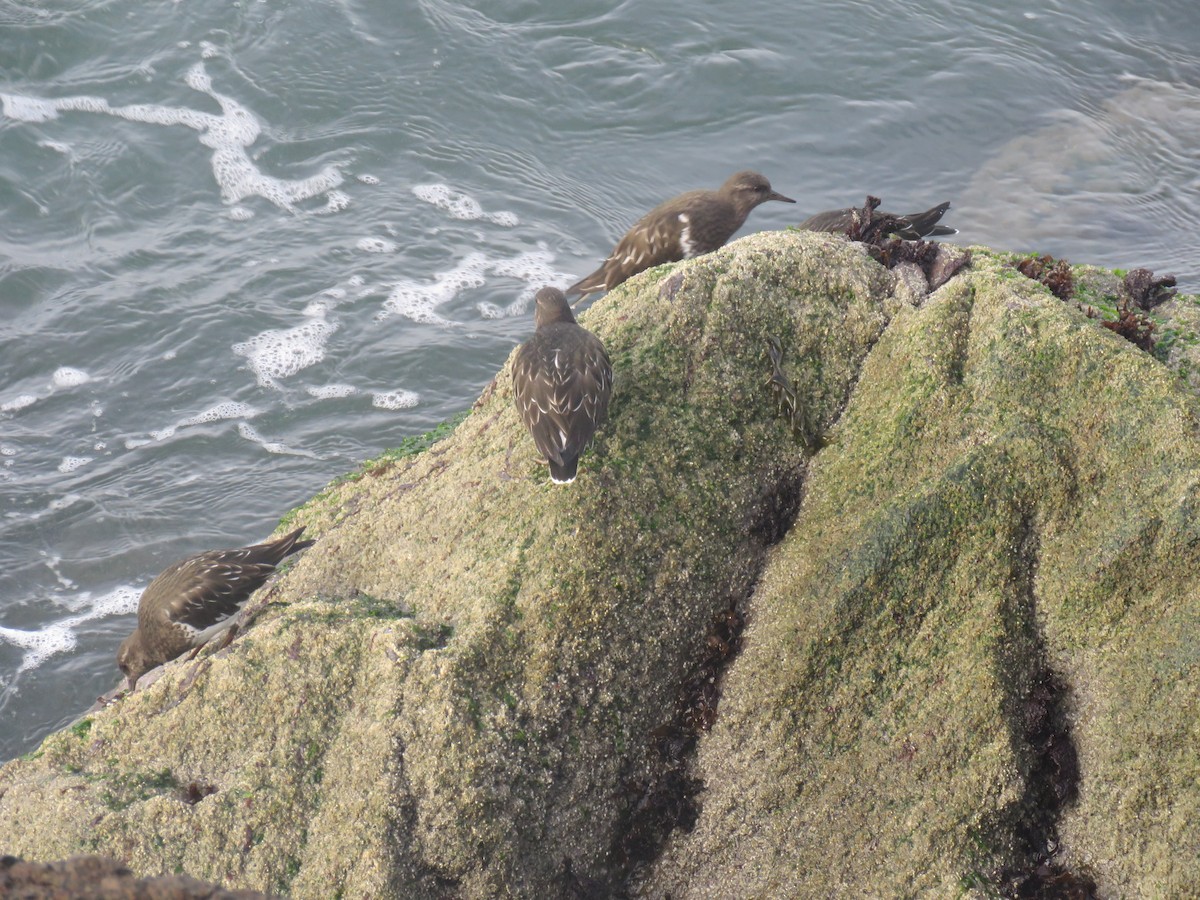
[798,201,956,240]
[566,170,795,300]
[115,527,314,690]
[513,286,613,484]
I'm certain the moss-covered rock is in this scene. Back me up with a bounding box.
[1,231,1196,897]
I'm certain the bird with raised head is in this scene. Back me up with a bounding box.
[566,170,795,301]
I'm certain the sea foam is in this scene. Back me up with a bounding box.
[51,367,91,388]
[380,245,574,324]
[381,253,489,325]
[356,237,398,254]
[477,247,565,319]
[128,401,258,447]
[2,60,343,212]
[0,585,140,673]
[57,457,93,474]
[412,183,518,226]
[0,395,37,413]
[237,422,322,458]
[371,390,420,410]
[307,384,357,399]
[233,315,338,389]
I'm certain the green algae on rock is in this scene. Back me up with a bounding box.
[1,231,1197,898]
[642,251,1200,898]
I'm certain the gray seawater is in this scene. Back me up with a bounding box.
[2,0,1198,762]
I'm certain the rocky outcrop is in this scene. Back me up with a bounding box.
[1,231,1197,897]
[0,854,269,898]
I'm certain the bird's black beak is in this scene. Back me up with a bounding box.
[768,190,796,204]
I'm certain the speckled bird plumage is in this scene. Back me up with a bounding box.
[513,287,613,484]
[116,527,314,689]
[567,171,795,300]
[798,201,956,240]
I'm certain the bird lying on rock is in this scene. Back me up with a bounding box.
[115,526,314,690]
[798,201,956,240]
[513,287,613,484]
[566,170,795,302]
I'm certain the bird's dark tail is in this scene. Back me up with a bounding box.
[900,202,956,238]
[263,526,316,563]
[565,269,606,305]
[549,457,579,484]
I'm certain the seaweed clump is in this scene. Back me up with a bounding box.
[1101,296,1156,353]
[764,335,826,452]
[1012,254,1172,354]
[1015,255,1075,302]
[180,780,218,806]
[1095,267,1177,353]
[1121,267,1176,311]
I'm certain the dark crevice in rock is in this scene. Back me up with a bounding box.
[943,285,977,388]
[384,714,463,896]
[605,595,748,892]
[996,662,1096,900]
[748,466,806,547]
[969,516,1097,899]
[556,856,621,899]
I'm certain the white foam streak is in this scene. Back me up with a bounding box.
[128,401,258,447]
[356,237,397,253]
[478,248,566,319]
[382,253,489,325]
[2,61,343,212]
[307,384,357,399]
[413,183,518,226]
[379,244,572,323]
[179,401,257,427]
[236,422,321,458]
[1,395,37,413]
[51,367,91,388]
[0,586,140,673]
[233,316,338,388]
[372,390,420,410]
[57,457,93,474]
[1,93,57,122]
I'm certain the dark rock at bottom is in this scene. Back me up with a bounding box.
[0,854,272,900]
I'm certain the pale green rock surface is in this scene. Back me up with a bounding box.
[0,231,1196,898]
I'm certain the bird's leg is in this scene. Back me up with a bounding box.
[215,622,240,650]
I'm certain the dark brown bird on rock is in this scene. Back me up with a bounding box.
[115,527,314,690]
[798,201,956,240]
[513,287,613,484]
[566,170,795,301]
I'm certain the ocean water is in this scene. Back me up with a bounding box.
[2,0,1198,761]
